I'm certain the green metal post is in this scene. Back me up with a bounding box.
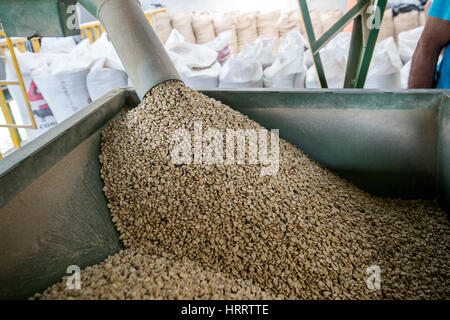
[355,0,388,88]
[298,0,328,88]
[344,15,364,87]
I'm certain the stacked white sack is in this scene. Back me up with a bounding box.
[166,29,220,88]
[306,33,403,89]
[219,45,263,88]
[398,26,424,64]
[364,37,403,89]
[263,30,307,88]
[39,37,76,54]
[87,33,128,101]
[4,49,57,141]
[204,31,232,63]
[241,36,275,69]
[87,58,128,101]
[31,39,95,122]
[305,32,351,88]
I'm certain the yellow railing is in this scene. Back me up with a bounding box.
[0,8,166,158]
[0,31,37,159]
[79,8,166,42]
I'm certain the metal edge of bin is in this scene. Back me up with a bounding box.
[0,87,139,208]
[200,88,450,107]
[438,94,450,215]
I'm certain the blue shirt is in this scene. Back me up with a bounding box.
[428,0,450,89]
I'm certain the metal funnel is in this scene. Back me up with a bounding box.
[89,0,180,99]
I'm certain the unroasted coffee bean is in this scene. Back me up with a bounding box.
[35,249,274,300]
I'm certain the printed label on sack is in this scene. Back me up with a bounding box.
[27,80,58,130]
[217,45,231,63]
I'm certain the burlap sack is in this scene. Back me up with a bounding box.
[257,11,280,37]
[378,8,395,41]
[321,9,344,35]
[278,10,304,39]
[236,12,259,53]
[257,11,280,52]
[310,9,324,39]
[152,11,172,44]
[192,13,216,44]
[394,11,419,43]
[213,12,239,56]
[171,12,197,43]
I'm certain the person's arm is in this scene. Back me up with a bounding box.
[408,16,450,88]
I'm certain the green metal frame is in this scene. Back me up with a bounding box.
[0,0,80,37]
[298,0,388,88]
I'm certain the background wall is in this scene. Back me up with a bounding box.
[79,0,349,23]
